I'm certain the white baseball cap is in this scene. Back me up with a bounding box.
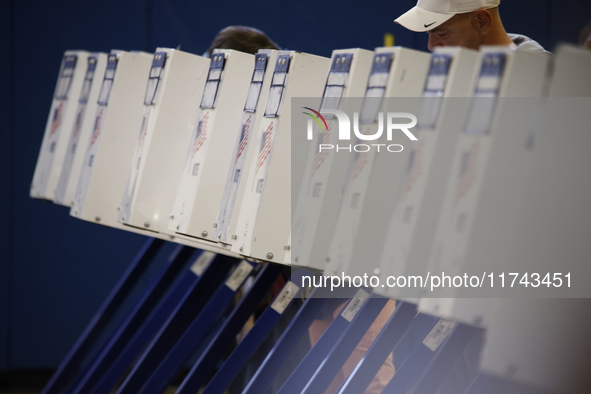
[395,0,500,32]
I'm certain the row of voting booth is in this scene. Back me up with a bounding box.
[31,42,591,393]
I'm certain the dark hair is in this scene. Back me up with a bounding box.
[207,26,280,57]
[579,21,591,49]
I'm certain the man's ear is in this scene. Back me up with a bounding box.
[473,9,492,35]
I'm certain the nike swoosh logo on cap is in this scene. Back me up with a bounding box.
[424,21,437,28]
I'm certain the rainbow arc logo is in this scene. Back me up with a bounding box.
[302,107,328,131]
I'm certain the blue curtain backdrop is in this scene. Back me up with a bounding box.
[1,0,589,369]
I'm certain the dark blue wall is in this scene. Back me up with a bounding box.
[1,0,590,370]
[1,0,12,373]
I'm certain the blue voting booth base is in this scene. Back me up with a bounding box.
[122,261,283,394]
[42,238,165,394]
[37,238,565,394]
[68,245,199,393]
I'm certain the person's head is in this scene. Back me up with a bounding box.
[395,0,510,51]
[206,26,280,57]
[579,21,591,50]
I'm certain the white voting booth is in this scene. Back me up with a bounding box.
[475,45,591,392]
[323,47,431,278]
[70,49,246,256]
[169,49,254,248]
[418,46,551,320]
[31,50,89,201]
[117,48,210,238]
[367,47,481,299]
[53,53,108,207]
[214,50,279,245]
[31,42,591,394]
[71,50,153,232]
[231,51,331,265]
[289,48,374,270]
[545,43,591,97]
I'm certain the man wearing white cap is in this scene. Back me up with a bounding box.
[395,0,548,53]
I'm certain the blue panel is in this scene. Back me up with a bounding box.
[119,260,245,393]
[42,238,165,394]
[550,0,591,50]
[151,0,284,56]
[10,0,150,369]
[298,297,391,394]
[5,0,586,373]
[243,288,340,394]
[176,264,285,393]
[202,270,310,394]
[67,245,196,393]
[381,314,441,392]
[338,302,417,394]
[143,263,282,394]
[281,0,421,56]
[414,325,483,393]
[116,255,236,393]
[0,0,13,373]
[464,373,489,394]
[279,295,389,394]
[501,0,552,51]
[89,259,206,393]
[150,0,422,58]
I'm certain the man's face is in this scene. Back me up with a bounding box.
[427,12,482,51]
